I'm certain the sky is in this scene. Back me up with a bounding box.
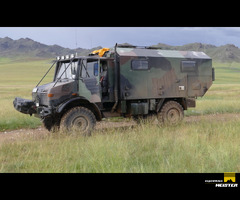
[1,27,240,49]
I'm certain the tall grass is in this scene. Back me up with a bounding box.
[1,117,240,173]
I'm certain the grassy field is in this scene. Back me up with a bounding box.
[186,62,240,116]
[0,118,240,173]
[0,58,54,131]
[0,59,240,173]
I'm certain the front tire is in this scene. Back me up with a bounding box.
[42,116,60,132]
[60,107,96,136]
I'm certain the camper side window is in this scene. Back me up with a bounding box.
[131,60,149,70]
[181,61,197,72]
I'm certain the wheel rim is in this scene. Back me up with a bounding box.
[72,116,89,132]
[166,108,180,124]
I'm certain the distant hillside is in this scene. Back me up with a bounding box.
[1,37,240,62]
[151,42,240,63]
[0,37,102,59]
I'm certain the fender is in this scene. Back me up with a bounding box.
[56,97,102,121]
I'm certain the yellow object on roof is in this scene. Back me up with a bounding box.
[91,48,110,57]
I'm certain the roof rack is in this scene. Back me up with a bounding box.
[116,43,161,50]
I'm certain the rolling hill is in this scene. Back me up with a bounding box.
[0,37,102,59]
[151,43,240,63]
[1,37,240,62]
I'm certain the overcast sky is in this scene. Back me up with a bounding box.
[1,27,240,49]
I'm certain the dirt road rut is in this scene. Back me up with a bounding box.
[1,113,240,144]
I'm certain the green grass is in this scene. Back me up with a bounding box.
[213,62,240,84]
[0,58,54,131]
[1,118,240,173]
[1,59,240,173]
[185,84,240,116]
[185,62,240,116]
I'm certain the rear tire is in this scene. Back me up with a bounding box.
[157,101,184,125]
[60,107,96,136]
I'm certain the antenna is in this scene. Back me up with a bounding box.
[90,36,92,49]
[75,29,78,49]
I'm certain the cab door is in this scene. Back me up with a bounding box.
[78,58,101,103]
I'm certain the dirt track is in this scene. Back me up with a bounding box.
[0,119,136,143]
[1,113,240,144]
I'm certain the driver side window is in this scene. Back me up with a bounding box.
[80,59,99,78]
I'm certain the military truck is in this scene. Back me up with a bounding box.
[13,44,214,135]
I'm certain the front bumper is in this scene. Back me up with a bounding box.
[13,97,37,115]
[13,97,53,118]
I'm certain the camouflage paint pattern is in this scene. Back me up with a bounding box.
[14,45,214,119]
[116,47,213,100]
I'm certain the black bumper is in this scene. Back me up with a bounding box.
[13,97,37,115]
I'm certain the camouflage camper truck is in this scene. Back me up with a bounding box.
[13,44,214,135]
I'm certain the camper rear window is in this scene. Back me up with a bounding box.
[131,60,149,70]
[181,61,197,72]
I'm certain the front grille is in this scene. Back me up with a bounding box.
[39,92,48,106]
[32,92,49,106]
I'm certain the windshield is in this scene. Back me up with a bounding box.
[55,60,78,80]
